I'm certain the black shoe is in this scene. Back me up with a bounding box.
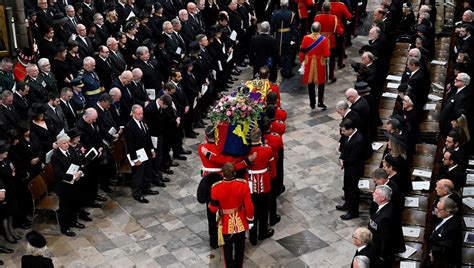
[237,63,247,68]
[161,177,170,182]
[80,210,90,216]
[340,213,359,220]
[195,122,205,128]
[173,154,187,160]
[3,236,17,244]
[134,196,149,203]
[96,195,107,202]
[231,70,240,75]
[210,242,219,249]
[310,104,316,109]
[180,149,192,155]
[18,222,32,230]
[338,64,346,69]
[0,259,3,265]
[318,103,327,111]
[249,238,258,246]
[100,186,113,193]
[143,189,159,195]
[0,246,13,254]
[330,78,337,84]
[229,77,238,81]
[79,214,93,222]
[72,222,85,229]
[161,169,174,175]
[169,162,179,167]
[270,215,281,226]
[89,202,103,208]
[277,185,286,196]
[61,229,76,237]
[336,204,349,211]
[258,229,274,240]
[153,181,166,187]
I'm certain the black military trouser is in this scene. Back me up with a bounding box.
[308,83,325,108]
[223,232,246,268]
[206,204,218,247]
[131,159,152,198]
[269,179,279,223]
[249,192,270,243]
[343,167,361,215]
[279,44,293,78]
[277,148,285,192]
[151,135,164,183]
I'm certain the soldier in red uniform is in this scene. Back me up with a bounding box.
[262,117,284,226]
[266,92,287,121]
[315,2,339,83]
[266,105,287,136]
[329,0,352,69]
[296,0,315,38]
[209,163,254,268]
[246,128,275,245]
[299,22,330,110]
[198,126,256,249]
[13,47,34,81]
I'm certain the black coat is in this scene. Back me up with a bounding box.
[30,122,56,153]
[94,104,118,144]
[44,105,68,136]
[439,86,471,135]
[75,117,103,151]
[94,55,115,90]
[368,202,406,263]
[21,254,53,268]
[249,33,279,71]
[60,99,78,128]
[9,134,43,179]
[0,104,20,135]
[124,118,154,160]
[350,97,370,139]
[133,59,163,92]
[340,130,365,176]
[407,68,430,111]
[351,244,377,268]
[427,216,462,267]
[76,36,95,59]
[111,78,134,123]
[438,164,466,190]
[109,50,127,76]
[339,109,360,152]
[130,81,150,108]
[144,100,166,137]
[13,93,30,121]
[180,71,200,106]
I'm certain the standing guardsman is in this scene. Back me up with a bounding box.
[271,0,297,79]
[208,163,254,268]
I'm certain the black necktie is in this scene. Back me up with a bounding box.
[66,151,70,158]
[140,121,146,132]
[54,108,59,117]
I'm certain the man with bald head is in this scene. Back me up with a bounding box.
[107,37,127,75]
[187,2,204,33]
[76,107,107,208]
[76,24,95,58]
[109,87,123,126]
[345,88,371,157]
[128,68,149,108]
[111,70,134,124]
[432,179,462,224]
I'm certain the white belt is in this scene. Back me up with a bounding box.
[202,167,222,172]
[247,168,267,175]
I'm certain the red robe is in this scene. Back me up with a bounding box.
[314,13,338,49]
[13,62,28,81]
[209,179,254,235]
[299,33,330,84]
[329,2,352,35]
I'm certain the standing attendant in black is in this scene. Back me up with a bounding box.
[124,105,159,203]
[249,21,279,82]
[337,118,365,220]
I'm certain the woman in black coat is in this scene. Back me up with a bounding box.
[51,45,73,90]
[66,40,83,77]
[29,104,57,155]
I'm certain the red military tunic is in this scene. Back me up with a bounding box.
[275,107,287,122]
[296,0,314,19]
[263,132,283,179]
[314,13,338,49]
[208,179,254,235]
[299,33,330,84]
[329,2,352,35]
[13,62,28,81]
[198,142,249,177]
[270,119,286,136]
[267,82,281,108]
[246,144,275,194]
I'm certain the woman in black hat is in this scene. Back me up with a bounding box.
[29,103,57,154]
[21,231,53,268]
[0,140,22,244]
[150,3,166,37]
[66,39,83,77]
[51,44,74,90]
[399,93,420,159]
[125,22,141,61]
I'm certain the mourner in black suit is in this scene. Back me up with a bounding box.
[12,82,30,121]
[44,92,69,137]
[107,38,127,76]
[351,227,377,268]
[368,185,405,266]
[111,71,134,123]
[94,46,116,90]
[439,72,471,136]
[345,88,370,154]
[432,179,462,225]
[0,91,20,138]
[249,22,279,82]
[337,118,365,220]
[133,46,164,92]
[438,150,467,190]
[60,88,78,128]
[76,24,95,58]
[129,69,150,108]
[425,197,462,267]
[406,57,430,112]
[336,100,361,153]
[124,104,159,203]
[51,135,85,237]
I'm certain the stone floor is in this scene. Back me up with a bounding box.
[1,10,383,268]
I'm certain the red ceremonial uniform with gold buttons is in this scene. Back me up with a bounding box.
[299,33,330,84]
[246,144,275,194]
[198,142,249,177]
[314,13,338,49]
[296,0,314,19]
[275,107,287,122]
[268,83,281,108]
[208,179,254,235]
[270,119,286,136]
[329,2,352,35]
[263,132,283,178]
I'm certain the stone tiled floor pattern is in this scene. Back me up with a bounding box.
[2,8,382,268]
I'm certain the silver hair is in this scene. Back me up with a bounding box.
[83,56,95,66]
[353,255,370,268]
[136,46,149,57]
[336,100,349,111]
[171,18,181,26]
[355,227,372,245]
[109,87,121,97]
[311,22,321,33]
[56,133,71,143]
[65,5,74,12]
[26,63,38,73]
[106,37,118,46]
[439,196,458,214]
[458,72,470,85]
[260,21,270,34]
[162,21,172,30]
[280,0,289,6]
[363,52,375,61]
[131,104,143,114]
[408,48,421,59]
[37,58,50,69]
[376,185,392,201]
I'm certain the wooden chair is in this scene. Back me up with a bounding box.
[402,225,426,243]
[41,163,56,193]
[366,151,384,165]
[402,209,427,227]
[412,155,435,169]
[391,57,408,65]
[363,164,379,178]
[379,98,396,109]
[394,42,411,51]
[415,144,437,156]
[379,109,394,120]
[111,139,131,187]
[28,175,60,233]
[392,50,408,57]
[421,111,440,122]
[390,65,408,74]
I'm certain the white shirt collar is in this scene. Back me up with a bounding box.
[456,86,466,94]
[347,128,358,142]
[96,102,105,111]
[410,68,419,77]
[133,118,142,128]
[435,215,454,230]
[343,109,351,117]
[376,202,388,214]
[59,148,68,156]
[357,245,367,252]
[48,104,56,111]
[448,164,458,172]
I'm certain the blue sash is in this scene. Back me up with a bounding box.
[300,35,325,54]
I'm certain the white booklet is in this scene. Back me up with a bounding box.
[386,75,402,82]
[175,47,182,55]
[431,60,447,66]
[428,94,442,101]
[412,181,430,191]
[358,180,370,189]
[464,216,474,228]
[108,127,117,135]
[463,197,474,209]
[405,197,419,208]
[467,173,474,184]
[146,89,156,100]
[151,136,158,149]
[400,261,418,268]
[227,50,233,63]
[432,83,444,91]
[423,104,436,111]
[230,30,237,41]
[387,82,400,89]
[382,92,398,99]
[45,149,54,164]
[402,226,421,238]
[412,169,432,179]
[127,148,149,166]
[85,147,98,161]
[396,245,417,259]
[464,232,474,244]
[201,84,209,95]
[66,164,79,175]
[463,187,474,196]
[372,142,384,151]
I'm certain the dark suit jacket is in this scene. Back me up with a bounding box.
[0,105,20,135]
[144,100,165,137]
[124,118,154,160]
[109,50,127,76]
[44,105,68,136]
[130,81,150,107]
[76,36,95,59]
[439,86,471,135]
[60,99,78,128]
[428,216,462,267]
[407,68,430,111]
[368,202,405,262]
[133,59,163,92]
[75,117,103,151]
[340,130,365,177]
[94,55,115,89]
[180,71,200,105]
[350,97,370,139]
[21,255,54,268]
[339,109,361,152]
[51,148,81,193]
[26,76,49,104]
[438,164,466,190]
[13,93,29,121]
[351,244,377,268]
[111,78,134,123]
[94,104,118,143]
[179,21,195,46]
[249,34,279,70]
